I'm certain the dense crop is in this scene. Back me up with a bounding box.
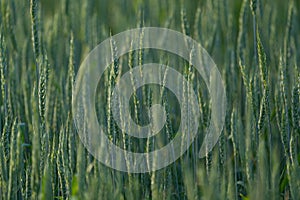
[0,0,299,199]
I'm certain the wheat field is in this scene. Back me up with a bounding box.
[0,0,299,199]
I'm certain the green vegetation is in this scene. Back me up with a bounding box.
[0,0,299,199]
